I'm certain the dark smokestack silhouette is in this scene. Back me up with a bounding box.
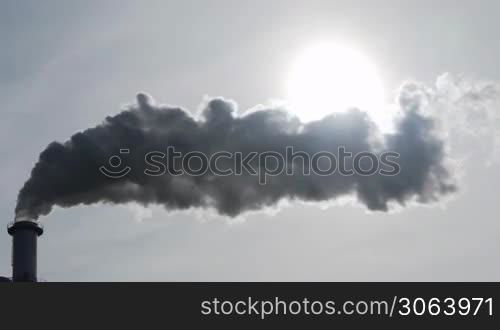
[15,87,456,220]
[8,219,43,282]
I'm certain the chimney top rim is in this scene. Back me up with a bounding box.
[7,220,43,236]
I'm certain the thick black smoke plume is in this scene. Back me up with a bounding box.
[15,86,456,220]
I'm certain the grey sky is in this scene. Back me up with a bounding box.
[1,0,499,280]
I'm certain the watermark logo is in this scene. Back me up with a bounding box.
[100,146,400,183]
[99,149,132,178]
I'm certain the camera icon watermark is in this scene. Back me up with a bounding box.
[99,149,132,178]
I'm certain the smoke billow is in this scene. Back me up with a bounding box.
[16,82,460,220]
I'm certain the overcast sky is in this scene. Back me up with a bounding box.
[1,0,500,281]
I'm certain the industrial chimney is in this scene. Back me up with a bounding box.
[7,219,43,282]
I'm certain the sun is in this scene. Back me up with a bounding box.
[286,42,385,122]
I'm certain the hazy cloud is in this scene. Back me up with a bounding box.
[15,80,463,220]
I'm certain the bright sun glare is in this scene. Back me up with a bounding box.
[287,42,385,122]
